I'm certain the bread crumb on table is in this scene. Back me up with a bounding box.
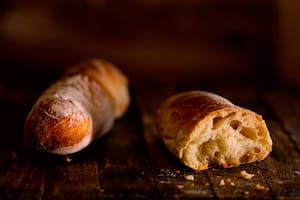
[184,174,194,181]
[225,178,232,184]
[65,156,72,162]
[240,170,254,180]
[219,179,225,186]
[219,178,235,186]
[255,183,268,191]
[176,185,184,189]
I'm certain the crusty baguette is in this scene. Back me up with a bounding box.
[24,59,130,154]
[156,91,272,171]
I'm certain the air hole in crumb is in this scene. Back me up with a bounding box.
[213,113,236,130]
[230,120,241,130]
[254,147,261,153]
[214,151,220,158]
[240,154,250,163]
[212,117,223,130]
[240,127,257,140]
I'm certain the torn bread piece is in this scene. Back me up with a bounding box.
[156,91,272,171]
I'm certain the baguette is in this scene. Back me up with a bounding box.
[24,59,130,154]
[156,91,272,171]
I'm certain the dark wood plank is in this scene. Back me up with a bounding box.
[265,120,299,161]
[259,158,300,199]
[263,89,300,151]
[258,89,300,199]
[96,105,156,198]
[0,152,44,200]
[257,119,300,199]
[42,130,104,199]
[207,164,272,199]
[43,159,102,199]
[0,88,45,199]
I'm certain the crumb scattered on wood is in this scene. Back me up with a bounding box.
[276,180,284,184]
[225,178,232,184]
[244,191,250,195]
[184,174,194,181]
[219,179,225,186]
[176,185,184,189]
[219,178,235,186]
[65,156,72,162]
[240,170,255,180]
[255,183,268,191]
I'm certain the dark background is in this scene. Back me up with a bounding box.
[0,0,298,88]
[0,2,300,199]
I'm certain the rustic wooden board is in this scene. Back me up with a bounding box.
[263,89,300,151]
[0,83,299,199]
[0,153,45,200]
[96,106,156,198]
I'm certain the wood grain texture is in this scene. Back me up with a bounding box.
[0,82,300,199]
[44,161,102,199]
[263,89,300,151]
[0,152,44,200]
[97,106,156,198]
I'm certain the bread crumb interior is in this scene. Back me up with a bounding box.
[183,112,270,169]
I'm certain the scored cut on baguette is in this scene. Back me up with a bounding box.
[24,59,130,155]
[156,91,272,171]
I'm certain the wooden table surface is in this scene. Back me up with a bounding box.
[0,81,299,199]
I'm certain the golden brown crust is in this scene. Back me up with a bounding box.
[24,98,92,152]
[67,59,130,118]
[157,91,233,135]
[157,91,272,171]
[24,59,130,154]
